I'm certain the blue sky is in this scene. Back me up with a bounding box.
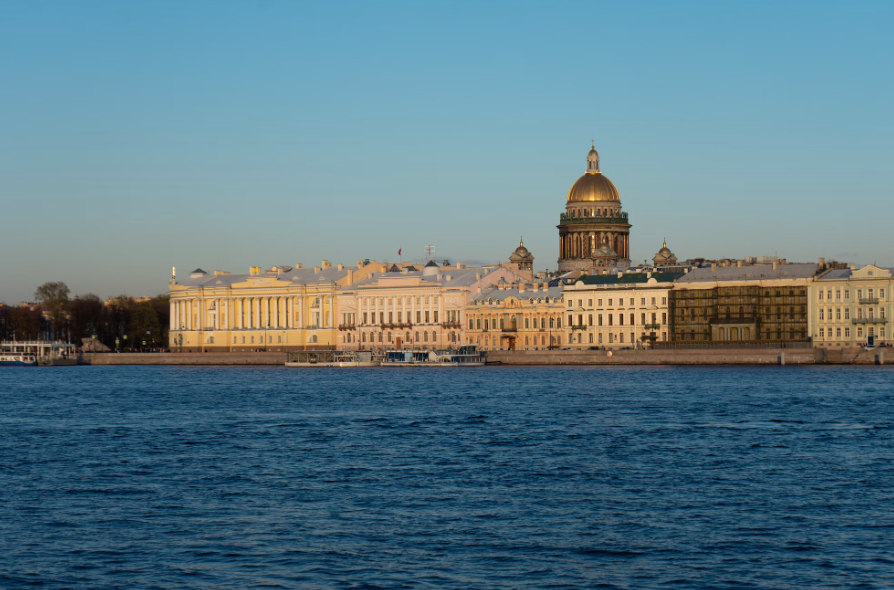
[1,1,892,303]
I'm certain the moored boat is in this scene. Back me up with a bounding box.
[0,353,38,366]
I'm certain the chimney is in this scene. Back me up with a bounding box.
[250,266,260,275]
[314,267,321,273]
[446,274,452,281]
[819,257,825,269]
[401,268,409,274]
[772,261,778,270]
[737,260,744,267]
[457,262,466,269]
[380,265,386,273]
[475,273,481,280]
[337,263,343,270]
[321,260,331,268]
[295,263,303,269]
[711,263,717,272]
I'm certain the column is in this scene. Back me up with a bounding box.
[328,295,334,328]
[287,298,293,329]
[438,294,443,326]
[253,298,259,329]
[375,297,380,326]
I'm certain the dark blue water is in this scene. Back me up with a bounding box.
[2,366,893,589]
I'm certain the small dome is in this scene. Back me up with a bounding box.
[567,172,620,202]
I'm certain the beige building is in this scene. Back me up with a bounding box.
[464,281,566,350]
[811,264,892,347]
[336,261,525,350]
[168,260,381,352]
[562,269,680,349]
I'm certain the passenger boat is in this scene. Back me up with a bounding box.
[285,350,381,367]
[0,353,38,366]
[381,346,486,367]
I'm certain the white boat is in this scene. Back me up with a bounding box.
[0,353,38,366]
[285,350,380,367]
[381,346,486,367]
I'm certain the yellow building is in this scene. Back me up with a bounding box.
[811,263,892,347]
[562,269,681,349]
[464,280,566,350]
[168,260,381,352]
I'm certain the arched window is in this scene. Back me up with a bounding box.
[424,332,429,342]
[362,332,367,343]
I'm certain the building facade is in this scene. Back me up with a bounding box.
[671,262,818,343]
[168,261,380,352]
[562,270,680,349]
[810,264,892,347]
[335,261,524,350]
[557,144,631,272]
[464,281,566,350]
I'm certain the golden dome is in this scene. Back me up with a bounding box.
[567,172,620,202]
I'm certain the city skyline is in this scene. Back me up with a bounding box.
[2,1,892,304]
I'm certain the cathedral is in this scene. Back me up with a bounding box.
[557,144,631,271]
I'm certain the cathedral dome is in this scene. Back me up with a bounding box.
[567,172,620,202]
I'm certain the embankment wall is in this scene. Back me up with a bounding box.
[77,348,887,366]
[80,352,287,365]
[489,348,820,365]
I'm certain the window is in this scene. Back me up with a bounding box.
[878,289,885,299]
[620,333,624,343]
[858,327,863,338]
[662,313,667,324]
[598,333,603,344]
[836,308,841,320]
[598,299,603,306]
[845,309,850,320]
[525,318,529,329]
[608,299,613,306]
[250,336,254,344]
[484,319,489,330]
[819,290,824,301]
[820,328,825,338]
[858,289,863,299]
[578,299,583,307]
[869,289,874,299]
[588,299,593,307]
[589,333,594,343]
[881,327,886,338]
[836,328,841,338]
[820,309,824,320]
[619,314,624,326]
[845,327,850,338]
[845,290,850,300]
[588,314,593,326]
[433,311,439,322]
[641,298,646,305]
[568,300,573,308]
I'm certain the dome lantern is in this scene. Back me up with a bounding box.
[587,140,600,173]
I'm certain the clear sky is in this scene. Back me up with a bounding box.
[1,0,892,304]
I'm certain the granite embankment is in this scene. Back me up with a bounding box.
[80,352,287,365]
[488,347,887,365]
[77,348,887,365]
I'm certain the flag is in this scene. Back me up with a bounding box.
[398,247,402,256]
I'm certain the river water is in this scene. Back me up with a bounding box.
[1,365,893,589]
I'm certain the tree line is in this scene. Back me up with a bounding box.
[0,281,170,350]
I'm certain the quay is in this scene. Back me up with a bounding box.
[75,347,887,366]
